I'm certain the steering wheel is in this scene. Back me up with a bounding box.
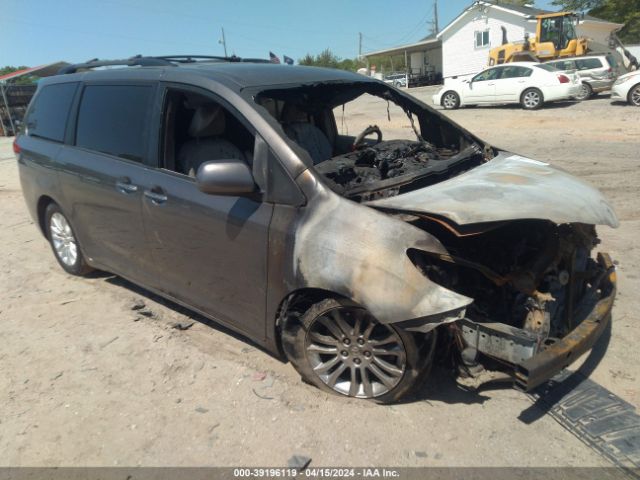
[352,125,382,150]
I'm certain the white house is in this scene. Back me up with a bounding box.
[363,0,623,83]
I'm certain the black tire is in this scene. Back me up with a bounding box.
[629,84,640,107]
[574,82,592,101]
[520,88,544,110]
[282,297,436,403]
[44,203,93,276]
[441,91,460,110]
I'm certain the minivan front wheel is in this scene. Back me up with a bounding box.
[283,298,436,403]
[45,203,93,276]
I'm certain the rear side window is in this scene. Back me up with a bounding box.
[25,82,78,142]
[76,85,152,162]
[576,58,603,70]
[501,66,533,78]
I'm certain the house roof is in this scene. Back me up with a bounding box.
[437,1,553,39]
[0,62,69,83]
[363,35,441,58]
[479,1,551,17]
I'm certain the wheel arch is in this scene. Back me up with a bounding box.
[628,82,640,105]
[274,287,351,358]
[36,195,57,238]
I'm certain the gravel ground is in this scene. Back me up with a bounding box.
[0,91,638,467]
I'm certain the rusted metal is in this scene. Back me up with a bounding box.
[514,253,616,391]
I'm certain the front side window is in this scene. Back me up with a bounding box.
[160,88,255,177]
[75,85,152,162]
[25,82,78,142]
[475,30,490,48]
[473,67,501,82]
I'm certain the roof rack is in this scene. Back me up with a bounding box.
[58,54,272,74]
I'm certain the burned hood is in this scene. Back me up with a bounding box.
[366,153,619,228]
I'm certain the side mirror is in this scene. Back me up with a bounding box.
[196,159,257,196]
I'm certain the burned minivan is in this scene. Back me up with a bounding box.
[15,56,617,403]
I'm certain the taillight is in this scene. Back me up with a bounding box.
[558,74,570,84]
[12,138,21,155]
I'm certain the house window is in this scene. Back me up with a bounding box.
[475,30,490,48]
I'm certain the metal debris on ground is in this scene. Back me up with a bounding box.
[130,299,146,311]
[527,370,640,477]
[170,321,195,330]
[287,455,312,469]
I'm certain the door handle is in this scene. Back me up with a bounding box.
[144,189,168,205]
[115,178,138,194]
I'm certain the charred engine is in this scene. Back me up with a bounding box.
[315,140,484,202]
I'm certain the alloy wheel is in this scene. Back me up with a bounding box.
[50,212,78,267]
[443,92,458,109]
[305,306,407,398]
[523,90,541,108]
[631,85,640,106]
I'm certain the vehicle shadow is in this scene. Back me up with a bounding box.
[102,273,283,360]
[517,315,612,424]
[402,366,497,406]
[468,100,579,110]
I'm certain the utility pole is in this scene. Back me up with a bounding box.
[358,32,362,59]
[434,0,439,34]
[219,27,228,57]
[428,0,439,36]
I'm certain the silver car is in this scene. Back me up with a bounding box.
[547,54,619,100]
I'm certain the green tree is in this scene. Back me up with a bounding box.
[551,0,640,43]
[298,49,366,71]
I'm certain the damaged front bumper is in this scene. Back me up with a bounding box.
[458,253,616,392]
[514,253,616,391]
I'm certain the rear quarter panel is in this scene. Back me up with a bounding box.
[17,135,66,235]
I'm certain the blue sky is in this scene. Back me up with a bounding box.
[1,0,557,67]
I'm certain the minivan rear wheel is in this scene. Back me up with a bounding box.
[45,203,93,276]
[282,297,436,403]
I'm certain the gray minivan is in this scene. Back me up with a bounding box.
[14,56,617,403]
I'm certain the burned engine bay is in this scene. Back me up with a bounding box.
[316,140,485,202]
[404,215,614,386]
[254,80,488,203]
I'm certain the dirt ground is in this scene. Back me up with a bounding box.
[1,90,639,468]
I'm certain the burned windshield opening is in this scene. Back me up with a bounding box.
[254,82,485,202]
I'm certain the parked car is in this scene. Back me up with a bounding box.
[433,62,581,110]
[611,69,640,106]
[383,72,407,88]
[15,56,617,403]
[547,54,619,101]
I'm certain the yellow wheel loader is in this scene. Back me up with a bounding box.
[489,12,638,70]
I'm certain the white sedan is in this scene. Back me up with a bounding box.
[433,62,581,110]
[611,70,640,106]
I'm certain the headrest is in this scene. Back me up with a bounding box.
[188,104,226,137]
[281,103,309,124]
